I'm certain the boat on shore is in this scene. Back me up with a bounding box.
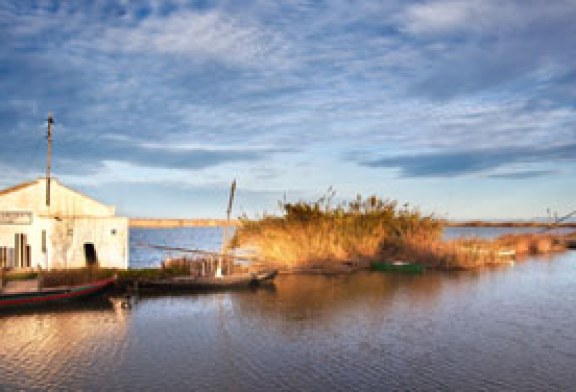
[0,276,116,311]
[371,261,425,274]
[141,269,278,291]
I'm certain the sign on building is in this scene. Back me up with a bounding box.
[0,211,33,225]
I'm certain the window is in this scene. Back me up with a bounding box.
[42,230,47,253]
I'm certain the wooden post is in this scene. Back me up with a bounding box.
[46,113,54,207]
[222,179,236,275]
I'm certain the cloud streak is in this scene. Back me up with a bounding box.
[360,143,576,178]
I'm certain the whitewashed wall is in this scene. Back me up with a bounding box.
[0,178,129,269]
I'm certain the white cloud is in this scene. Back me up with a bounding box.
[400,1,476,35]
[91,10,288,68]
[397,0,576,37]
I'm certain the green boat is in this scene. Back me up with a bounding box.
[371,261,425,274]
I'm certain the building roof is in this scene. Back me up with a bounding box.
[0,178,116,214]
[0,180,38,197]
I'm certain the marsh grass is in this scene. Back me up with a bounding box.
[397,236,512,269]
[230,195,443,270]
[397,233,568,270]
[229,194,571,271]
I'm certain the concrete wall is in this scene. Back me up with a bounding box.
[0,178,128,270]
[50,217,129,269]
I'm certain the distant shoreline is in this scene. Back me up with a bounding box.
[129,218,576,229]
[129,218,240,228]
[445,221,576,228]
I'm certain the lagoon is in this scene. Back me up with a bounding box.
[1,228,575,390]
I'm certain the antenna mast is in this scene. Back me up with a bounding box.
[46,113,54,207]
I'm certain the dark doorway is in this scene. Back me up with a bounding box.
[84,243,98,266]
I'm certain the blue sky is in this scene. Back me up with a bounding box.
[0,0,574,220]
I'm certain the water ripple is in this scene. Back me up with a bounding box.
[2,251,576,390]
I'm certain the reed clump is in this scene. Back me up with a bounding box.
[495,233,565,255]
[230,193,571,271]
[398,233,568,270]
[230,194,443,270]
[396,236,514,270]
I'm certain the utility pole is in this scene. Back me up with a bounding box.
[46,113,54,207]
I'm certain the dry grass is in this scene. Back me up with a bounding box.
[397,233,567,270]
[230,195,443,270]
[495,233,565,254]
[230,193,570,271]
[397,236,511,269]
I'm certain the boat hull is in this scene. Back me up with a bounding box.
[0,277,116,310]
[143,270,278,291]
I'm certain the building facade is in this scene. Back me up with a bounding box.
[0,178,129,270]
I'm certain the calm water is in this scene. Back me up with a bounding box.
[130,227,225,268]
[1,228,576,391]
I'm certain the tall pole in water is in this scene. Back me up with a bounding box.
[46,113,54,207]
[226,179,237,223]
[219,179,236,276]
[224,179,237,247]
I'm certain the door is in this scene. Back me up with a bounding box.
[84,243,98,267]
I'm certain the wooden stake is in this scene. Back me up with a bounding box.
[222,179,237,274]
[46,113,54,207]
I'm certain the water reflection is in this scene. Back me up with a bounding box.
[232,273,448,327]
[0,300,128,391]
[2,252,576,390]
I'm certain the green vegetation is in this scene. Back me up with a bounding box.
[2,271,39,282]
[230,194,443,270]
[41,268,116,287]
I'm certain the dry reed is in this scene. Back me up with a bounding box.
[230,195,443,270]
[230,194,570,271]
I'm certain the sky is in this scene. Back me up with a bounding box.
[0,0,575,220]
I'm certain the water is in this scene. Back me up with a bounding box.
[130,227,225,268]
[2,228,576,391]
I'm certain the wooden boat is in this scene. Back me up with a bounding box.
[143,269,278,291]
[0,276,116,310]
[371,261,425,274]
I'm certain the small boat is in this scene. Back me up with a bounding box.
[371,261,425,274]
[0,276,117,310]
[143,269,278,291]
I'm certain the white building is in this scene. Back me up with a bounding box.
[0,178,129,270]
